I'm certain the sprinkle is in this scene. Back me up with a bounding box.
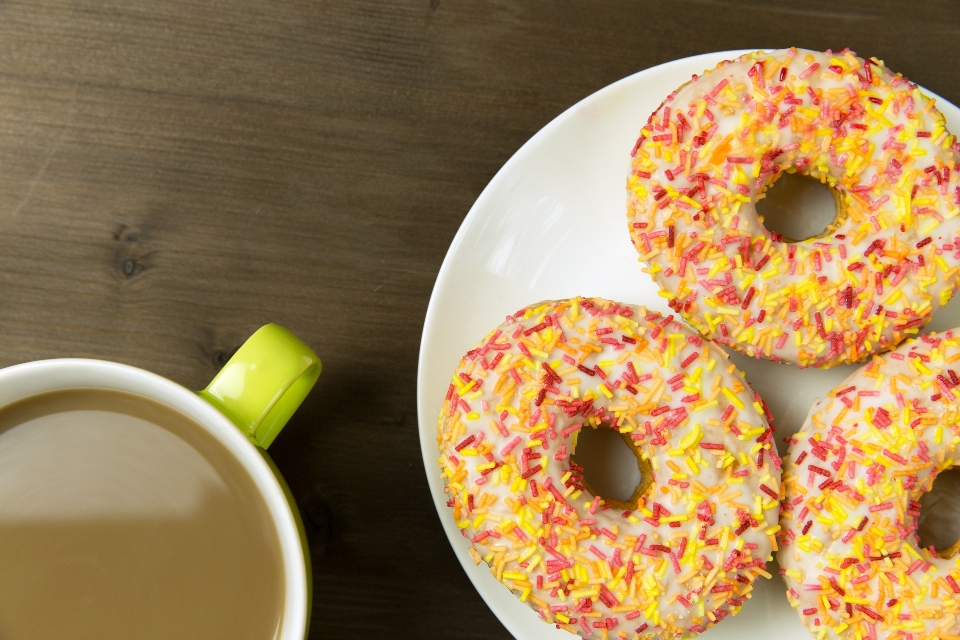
[855,605,883,622]
[524,323,546,337]
[798,62,820,79]
[455,435,476,451]
[881,449,906,464]
[500,436,521,456]
[947,576,960,593]
[542,362,562,384]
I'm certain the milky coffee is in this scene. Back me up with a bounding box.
[0,389,285,639]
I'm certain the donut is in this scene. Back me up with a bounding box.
[436,297,782,639]
[779,328,960,640]
[626,48,960,368]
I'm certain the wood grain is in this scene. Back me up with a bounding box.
[0,1,958,636]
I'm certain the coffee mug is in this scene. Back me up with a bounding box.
[0,324,320,639]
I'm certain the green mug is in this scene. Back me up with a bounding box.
[0,323,320,639]
[200,323,322,449]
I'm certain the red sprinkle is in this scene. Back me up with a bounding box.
[542,362,562,384]
[798,62,820,79]
[855,605,883,622]
[523,322,546,336]
[521,464,541,479]
[946,575,960,593]
[455,435,476,451]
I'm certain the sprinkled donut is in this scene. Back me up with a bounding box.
[627,48,960,368]
[779,328,960,640]
[436,297,782,639]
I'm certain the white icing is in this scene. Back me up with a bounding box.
[437,298,780,639]
[627,48,960,368]
[779,328,960,640]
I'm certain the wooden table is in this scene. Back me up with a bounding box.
[1,1,959,637]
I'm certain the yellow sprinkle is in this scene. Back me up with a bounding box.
[678,424,703,449]
[644,601,658,619]
[660,515,690,524]
[722,388,745,409]
[524,555,542,573]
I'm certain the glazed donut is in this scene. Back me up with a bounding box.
[436,297,782,639]
[627,48,960,368]
[779,328,960,640]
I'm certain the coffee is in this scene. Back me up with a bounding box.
[0,389,285,639]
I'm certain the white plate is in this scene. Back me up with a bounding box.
[417,50,960,640]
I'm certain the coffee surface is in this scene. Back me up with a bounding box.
[0,389,285,640]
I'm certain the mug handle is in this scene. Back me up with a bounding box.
[198,324,321,449]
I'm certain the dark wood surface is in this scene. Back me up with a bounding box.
[2,1,960,637]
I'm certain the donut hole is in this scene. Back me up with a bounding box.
[755,170,840,242]
[571,425,652,511]
[918,467,960,558]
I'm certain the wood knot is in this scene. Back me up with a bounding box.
[211,346,238,369]
[111,224,154,280]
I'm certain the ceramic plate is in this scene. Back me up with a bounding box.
[417,50,960,639]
